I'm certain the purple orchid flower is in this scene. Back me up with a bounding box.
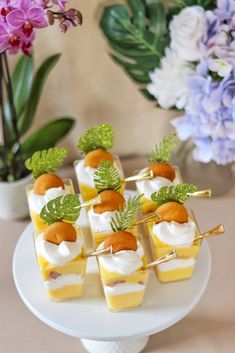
[7,0,47,37]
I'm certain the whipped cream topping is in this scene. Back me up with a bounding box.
[98,241,144,275]
[75,158,124,187]
[35,233,83,265]
[104,282,146,296]
[153,219,196,248]
[88,207,114,233]
[28,187,68,214]
[44,273,84,290]
[158,257,196,272]
[136,167,181,200]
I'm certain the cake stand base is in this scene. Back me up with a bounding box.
[81,336,149,353]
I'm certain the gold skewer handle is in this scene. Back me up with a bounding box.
[80,195,101,208]
[143,250,177,270]
[86,247,111,257]
[188,189,212,198]
[132,212,161,227]
[194,224,224,242]
[123,170,154,183]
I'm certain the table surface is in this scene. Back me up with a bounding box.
[1,162,235,353]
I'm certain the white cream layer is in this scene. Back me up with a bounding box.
[44,274,84,290]
[136,167,181,200]
[75,158,124,187]
[88,207,114,233]
[28,187,68,214]
[158,257,196,272]
[35,233,83,266]
[153,219,196,248]
[98,241,144,275]
[104,282,146,296]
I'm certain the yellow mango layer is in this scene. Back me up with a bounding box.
[147,221,200,282]
[105,290,146,311]
[47,284,84,301]
[140,195,157,214]
[157,266,194,283]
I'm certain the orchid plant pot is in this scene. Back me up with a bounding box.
[0,173,32,220]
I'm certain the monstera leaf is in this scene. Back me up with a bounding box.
[100,0,216,100]
[100,0,169,100]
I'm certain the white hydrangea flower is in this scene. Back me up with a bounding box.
[147,48,195,109]
[208,59,232,78]
[170,6,207,61]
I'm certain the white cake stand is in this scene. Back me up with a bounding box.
[13,208,211,353]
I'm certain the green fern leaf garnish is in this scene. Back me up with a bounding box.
[151,184,198,207]
[25,147,68,179]
[40,194,81,225]
[110,195,141,232]
[149,133,178,164]
[77,124,114,154]
[94,160,121,192]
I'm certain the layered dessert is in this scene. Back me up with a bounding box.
[95,195,149,311]
[147,184,202,282]
[87,160,140,247]
[35,194,87,301]
[136,133,181,214]
[97,231,149,311]
[74,124,124,202]
[25,147,74,233]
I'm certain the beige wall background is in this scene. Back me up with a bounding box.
[10,0,178,162]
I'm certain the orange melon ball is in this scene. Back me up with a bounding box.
[44,222,77,245]
[33,173,64,195]
[104,231,137,254]
[149,162,175,181]
[157,201,188,223]
[93,190,125,214]
[84,149,114,168]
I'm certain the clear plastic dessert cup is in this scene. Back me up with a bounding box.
[74,155,125,202]
[97,234,149,312]
[26,179,75,233]
[33,225,87,301]
[146,210,201,283]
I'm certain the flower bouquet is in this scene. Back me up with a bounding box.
[100,0,235,177]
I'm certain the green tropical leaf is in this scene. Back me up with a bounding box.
[100,1,169,97]
[151,184,198,206]
[25,147,68,179]
[40,194,81,225]
[149,133,178,164]
[110,195,141,232]
[18,53,61,136]
[94,160,121,192]
[21,117,74,158]
[77,124,114,154]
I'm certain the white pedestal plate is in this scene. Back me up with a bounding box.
[13,212,211,353]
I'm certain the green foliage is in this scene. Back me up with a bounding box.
[100,0,216,100]
[94,160,121,192]
[151,183,198,206]
[77,124,114,154]
[110,195,141,232]
[40,194,81,225]
[149,133,178,164]
[0,54,74,182]
[100,0,169,100]
[25,147,68,179]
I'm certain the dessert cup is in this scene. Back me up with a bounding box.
[97,234,149,311]
[136,166,182,214]
[146,210,200,283]
[26,179,75,233]
[74,155,124,202]
[34,225,87,301]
